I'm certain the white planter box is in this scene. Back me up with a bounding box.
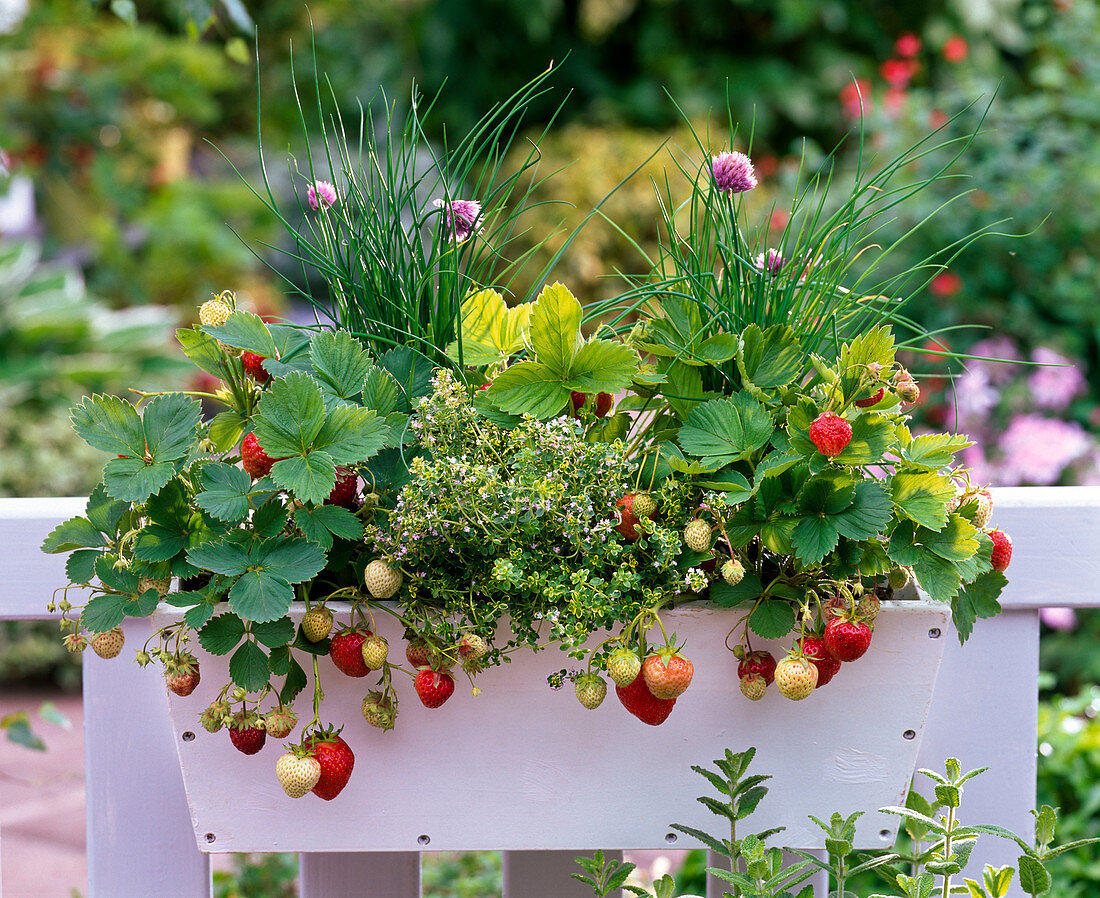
[154,594,949,855]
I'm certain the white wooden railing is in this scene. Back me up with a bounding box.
[1,487,1097,897]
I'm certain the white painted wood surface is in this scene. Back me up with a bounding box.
[154,599,946,854]
[0,488,1095,897]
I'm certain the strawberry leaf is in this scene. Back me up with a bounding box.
[528,282,582,374]
[678,395,774,468]
[102,458,177,504]
[253,372,327,457]
[66,550,101,584]
[229,640,270,692]
[834,481,893,541]
[279,657,308,704]
[140,393,203,463]
[362,367,400,416]
[93,554,139,594]
[831,414,892,466]
[900,433,974,470]
[748,599,797,639]
[70,394,146,457]
[229,571,294,624]
[488,362,570,418]
[710,571,763,607]
[951,570,1007,644]
[41,516,106,553]
[80,593,128,633]
[562,339,639,394]
[377,345,433,413]
[737,324,804,389]
[891,470,956,531]
[187,539,251,577]
[270,454,337,505]
[199,613,246,655]
[85,484,129,538]
[252,617,295,649]
[294,505,364,549]
[208,410,248,453]
[310,330,372,408]
[312,405,388,464]
[195,463,255,523]
[203,310,279,358]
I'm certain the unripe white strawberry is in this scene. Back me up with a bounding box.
[139,577,172,597]
[199,298,232,328]
[361,691,398,731]
[632,493,657,518]
[457,633,489,662]
[606,646,642,687]
[276,752,321,799]
[574,673,607,710]
[774,656,818,701]
[721,558,745,585]
[302,607,334,642]
[972,489,994,529]
[90,627,125,660]
[361,635,389,670]
[263,706,298,739]
[364,560,403,599]
[739,674,767,701]
[684,519,712,553]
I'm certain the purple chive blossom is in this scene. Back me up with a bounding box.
[1028,347,1086,412]
[711,151,758,194]
[434,198,482,242]
[754,248,785,275]
[306,180,337,211]
[1040,607,1078,631]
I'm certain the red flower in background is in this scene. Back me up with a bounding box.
[839,80,872,118]
[930,271,963,297]
[895,33,922,57]
[942,35,969,62]
[880,58,918,88]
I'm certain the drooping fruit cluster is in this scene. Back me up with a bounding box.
[603,640,693,725]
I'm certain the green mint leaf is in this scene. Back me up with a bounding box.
[529,282,582,375]
[141,393,202,462]
[195,462,254,523]
[737,324,804,389]
[228,570,294,623]
[70,394,145,457]
[41,516,106,553]
[80,593,128,633]
[253,371,327,457]
[488,361,570,418]
[678,395,774,468]
[199,613,247,655]
[563,339,639,394]
[748,598,797,639]
[229,640,270,692]
[251,616,295,649]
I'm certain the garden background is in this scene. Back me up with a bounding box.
[0,0,1098,895]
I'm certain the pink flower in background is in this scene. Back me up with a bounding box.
[880,58,918,88]
[1040,607,1078,631]
[434,198,482,243]
[754,248,785,275]
[711,151,757,194]
[943,35,969,62]
[840,80,872,118]
[895,33,922,57]
[1028,347,1086,411]
[967,336,1022,386]
[306,180,337,211]
[947,366,1000,433]
[997,414,1090,485]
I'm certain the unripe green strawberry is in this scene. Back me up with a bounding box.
[63,632,88,653]
[138,576,172,597]
[574,673,607,710]
[199,298,232,327]
[361,635,389,670]
[200,699,231,733]
[361,691,398,731]
[774,656,818,701]
[856,594,881,623]
[263,706,298,739]
[302,607,334,642]
[721,558,745,585]
[606,646,642,688]
[276,751,321,799]
[739,674,767,701]
[632,493,657,518]
[364,560,402,599]
[684,518,712,553]
[90,627,125,660]
[887,567,911,591]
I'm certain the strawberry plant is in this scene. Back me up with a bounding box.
[41,65,1017,799]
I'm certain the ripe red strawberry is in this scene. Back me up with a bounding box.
[642,648,694,700]
[228,712,266,755]
[329,628,372,677]
[406,639,431,668]
[414,669,455,708]
[615,494,641,541]
[241,351,272,384]
[165,655,200,697]
[737,650,776,686]
[809,412,853,457]
[615,669,676,726]
[241,432,278,479]
[854,387,885,408]
[594,392,613,417]
[306,731,355,801]
[989,529,1012,572]
[570,391,614,418]
[823,618,873,663]
[325,467,358,507]
[797,635,842,686]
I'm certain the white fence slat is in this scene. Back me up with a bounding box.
[0,497,85,619]
[83,620,211,897]
[503,851,622,897]
[299,851,421,897]
[993,486,1100,608]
